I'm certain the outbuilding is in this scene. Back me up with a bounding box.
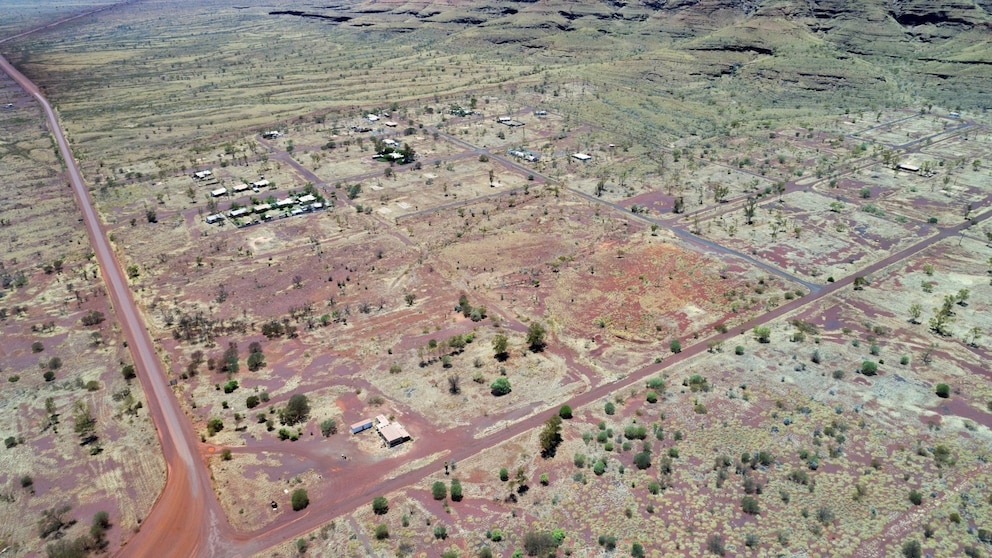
[572,153,592,161]
[210,187,227,197]
[350,419,373,434]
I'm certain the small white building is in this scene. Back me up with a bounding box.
[366,114,379,122]
[572,153,592,161]
[233,183,250,193]
[210,187,227,197]
[276,198,295,208]
[384,121,398,128]
[228,208,249,218]
[898,163,920,173]
[252,203,272,213]
[205,214,224,224]
[252,179,270,188]
[298,194,317,204]
[194,170,213,180]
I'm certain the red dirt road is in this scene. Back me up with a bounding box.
[0,41,234,558]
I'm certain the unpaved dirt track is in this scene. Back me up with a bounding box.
[0,11,235,557]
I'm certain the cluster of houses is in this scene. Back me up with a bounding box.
[205,193,325,225]
[350,414,410,448]
[508,148,540,163]
[209,179,271,198]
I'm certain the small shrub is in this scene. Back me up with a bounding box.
[735,345,745,355]
[499,468,509,482]
[935,384,950,398]
[908,489,923,506]
[558,405,572,419]
[374,523,389,540]
[604,402,615,415]
[432,481,447,500]
[291,488,309,511]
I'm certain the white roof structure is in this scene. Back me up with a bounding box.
[276,198,295,208]
[572,153,592,161]
[233,183,250,192]
[298,194,317,204]
[228,208,248,217]
[367,114,379,122]
[210,187,227,197]
[252,203,272,213]
[252,179,270,188]
[194,170,213,179]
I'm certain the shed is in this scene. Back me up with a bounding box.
[298,194,317,204]
[194,170,213,180]
[898,163,920,173]
[378,423,410,447]
[276,198,295,208]
[252,179,270,188]
[350,419,373,434]
[252,203,272,213]
[572,153,592,161]
[228,208,249,218]
[233,183,250,193]
[205,214,224,224]
[210,187,227,197]
[367,114,379,122]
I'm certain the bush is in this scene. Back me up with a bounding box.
[450,478,463,501]
[81,310,105,326]
[901,539,921,558]
[432,480,447,500]
[633,451,652,470]
[499,468,509,482]
[706,534,726,556]
[646,391,658,403]
[490,377,511,396]
[523,531,558,556]
[624,425,647,440]
[558,405,572,419]
[372,496,388,515]
[320,419,337,436]
[935,384,950,398]
[908,489,923,506]
[741,496,760,515]
[121,364,136,380]
[604,402,615,415]
[31,341,44,353]
[207,418,224,436]
[593,460,606,475]
[374,523,389,540]
[735,345,745,355]
[223,380,238,393]
[246,395,260,409]
[434,525,448,540]
[291,488,309,511]
[670,339,682,353]
[861,361,878,376]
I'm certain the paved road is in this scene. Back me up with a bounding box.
[0,14,233,558]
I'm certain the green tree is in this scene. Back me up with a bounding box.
[372,496,388,515]
[121,364,136,380]
[246,352,265,371]
[861,361,878,376]
[908,303,923,324]
[282,394,311,425]
[539,414,563,458]
[374,524,389,540]
[432,481,447,500]
[558,405,572,419]
[935,383,950,398]
[526,322,547,352]
[246,395,260,409]
[492,334,509,360]
[291,488,309,511]
[490,377,511,396]
[499,468,509,481]
[604,402,616,415]
[670,339,682,354]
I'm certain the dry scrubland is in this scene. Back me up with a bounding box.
[1,0,991,556]
[0,70,163,555]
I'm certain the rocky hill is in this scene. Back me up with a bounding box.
[269,0,991,111]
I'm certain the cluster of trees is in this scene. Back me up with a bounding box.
[39,507,111,556]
